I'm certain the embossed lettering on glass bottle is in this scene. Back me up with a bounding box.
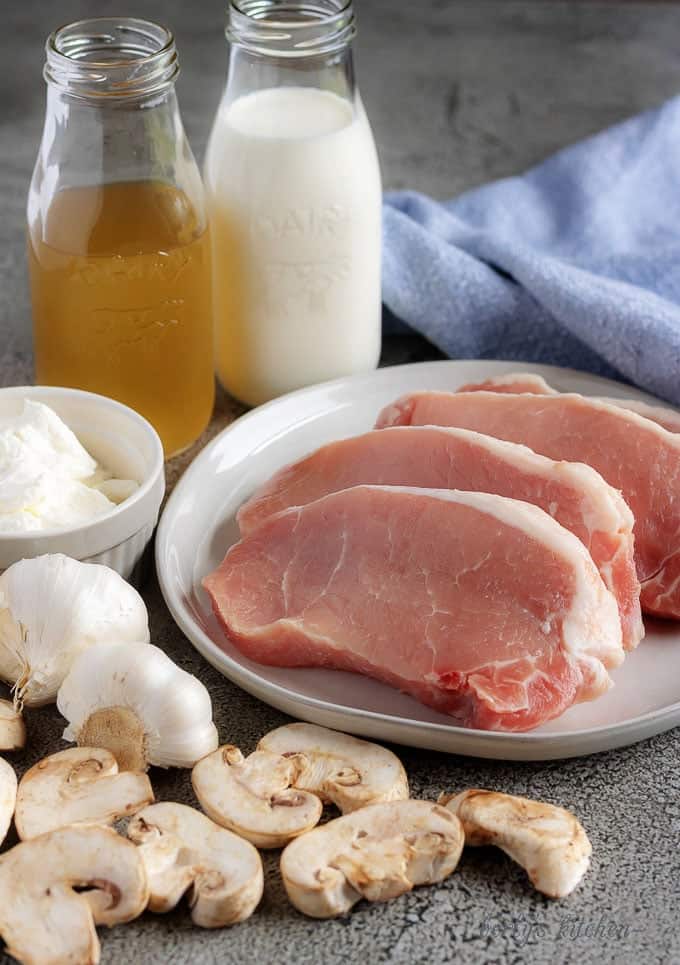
[205,0,382,406]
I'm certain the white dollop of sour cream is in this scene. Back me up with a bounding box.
[0,400,138,533]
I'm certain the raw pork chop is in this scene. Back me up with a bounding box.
[460,372,680,434]
[376,391,680,618]
[238,426,642,650]
[205,486,624,732]
[459,373,557,395]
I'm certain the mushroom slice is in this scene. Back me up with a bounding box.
[257,723,409,813]
[0,824,148,965]
[440,788,591,898]
[0,700,25,752]
[128,802,263,927]
[280,800,464,918]
[15,746,154,840]
[192,744,322,849]
[0,757,17,846]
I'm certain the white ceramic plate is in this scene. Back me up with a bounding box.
[156,360,680,760]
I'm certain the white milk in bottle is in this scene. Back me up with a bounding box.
[205,1,382,406]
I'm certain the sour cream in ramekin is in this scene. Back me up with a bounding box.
[0,399,138,533]
[0,386,165,581]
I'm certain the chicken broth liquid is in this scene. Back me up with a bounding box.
[28,180,215,457]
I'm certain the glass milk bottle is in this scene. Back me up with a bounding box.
[28,18,215,457]
[205,0,382,407]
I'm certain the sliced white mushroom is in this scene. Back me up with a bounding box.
[192,744,322,848]
[257,723,409,813]
[128,802,263,927]
[0,699,25,751]
[0,824,148,965]
[280,800,464,918]
[14,746,154,840]
[0,757,17,846]
[440,788,592,898]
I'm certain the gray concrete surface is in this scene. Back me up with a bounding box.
[2,2,680,963]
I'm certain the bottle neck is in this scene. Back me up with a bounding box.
[32,22,201,218]
[227,1,355,59]
[224,1,357,105]
[33,84,196,218]
[37,17,190,192]
[44,17,179,105]
[225,45,355,105]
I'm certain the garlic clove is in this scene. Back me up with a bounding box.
[0,698,25,751]
[57,641,219,771]
[152,722,222,769]
[0,757,17,846]
[0,554,149,707]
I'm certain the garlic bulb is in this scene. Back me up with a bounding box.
[57,641,219,771]
[0,554,149,707]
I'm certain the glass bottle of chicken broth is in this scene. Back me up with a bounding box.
[28,18,215,457]
[205,0,382,406]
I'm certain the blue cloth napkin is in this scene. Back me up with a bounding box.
[382,96,680,405]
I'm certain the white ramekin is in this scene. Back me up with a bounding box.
[0,386,165,581]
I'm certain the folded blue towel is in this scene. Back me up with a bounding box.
[382,96,680,406]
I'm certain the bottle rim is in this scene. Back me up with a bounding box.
[228,1,355,58]
[44,17,179,100]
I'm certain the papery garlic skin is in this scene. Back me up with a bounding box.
[0,554,149,707]
[57,641,219,770]
[0,757,17,846]
[0,699,25,751]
